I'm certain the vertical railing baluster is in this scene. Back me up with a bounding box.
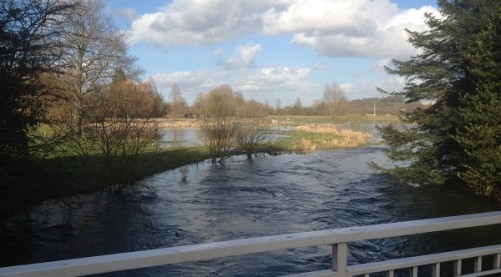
[474,256,482,272]
[412,266,418,277]
[432,263,440,277]
[332,243,348,277]
[388,270,394,277]
[454,259,462,276]
[495,253,501,269]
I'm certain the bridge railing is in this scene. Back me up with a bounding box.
[1,211,501,277]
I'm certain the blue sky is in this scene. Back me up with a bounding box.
[105,0,439,106]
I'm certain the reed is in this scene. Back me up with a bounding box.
[289,124,372,150]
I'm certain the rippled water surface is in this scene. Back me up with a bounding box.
[2,145,501,276]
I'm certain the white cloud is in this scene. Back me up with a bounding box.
[151,70,218,99]
[341,58,406,99]
[235,66,317,105]
[264,1,439,58]
[258,66,310,83]
[127,0,272,45]
[130,0,440,105]
[128,0,439,59]
[342,76,405,99]
[233,66,311,92]
[263,0,395,36]
[220,43,262,69]
[149,65,315,105]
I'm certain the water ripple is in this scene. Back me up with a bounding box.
[2,147,501,276]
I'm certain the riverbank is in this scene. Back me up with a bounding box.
[40,123,374,195]
[155,114,400,128]
[4,145,501,272]
[1,119,377,221]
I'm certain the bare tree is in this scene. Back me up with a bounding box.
[206,85,237,118]
[236,124,274,159]
[169,82,182,103]
[71,79,159,193]
[168,82,188,116]
[58,0,139,135]
[291,98,303,115]
[323,82,346,122]
[200,116,239,164]
[192,93,208,118]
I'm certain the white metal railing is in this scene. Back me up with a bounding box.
[1,211,501,277]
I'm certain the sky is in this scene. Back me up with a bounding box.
[105,0,440,106]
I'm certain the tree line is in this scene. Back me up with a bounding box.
[168,83,424,119]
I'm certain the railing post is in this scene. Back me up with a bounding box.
[454,259,462,276]
[432,263,440,277]
[332,243,348,277]
[474,256,482,273]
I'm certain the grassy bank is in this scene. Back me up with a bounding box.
[2,121,375,220]
[38,123,372,196]
[1,146,213,220]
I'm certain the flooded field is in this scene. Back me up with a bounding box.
[2,143,501,276]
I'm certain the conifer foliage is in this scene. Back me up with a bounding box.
[378,0,501,200]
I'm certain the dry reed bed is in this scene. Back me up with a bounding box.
[294,124,373,152]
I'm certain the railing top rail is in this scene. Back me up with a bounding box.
[1,211,501,277]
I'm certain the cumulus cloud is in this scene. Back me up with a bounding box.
[130,0,440,104]
[264,0,439,58]
[235,66,316,104]
[127,0,272,45]
[151,70,218,98]
[220,43,262,69]
[149,65,314,105]
[127,0,439,59]
[258,66,310,83]
[262,0,395,36]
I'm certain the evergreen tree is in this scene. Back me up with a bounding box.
[1,0,71,162]
[454,4,501,199]
[377,0,501,199]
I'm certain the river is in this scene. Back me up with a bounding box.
[1,131,501,276]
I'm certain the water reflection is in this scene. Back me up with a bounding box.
[159,128,202,147]
[158,123,380,148]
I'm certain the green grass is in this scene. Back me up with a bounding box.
[2,121,375,220]
[0,145,214,220]
[40,145,212,193]
[36,125,372,197]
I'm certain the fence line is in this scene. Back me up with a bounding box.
[1,211,501,277]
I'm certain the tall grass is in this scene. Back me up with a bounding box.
[282,124,373,152]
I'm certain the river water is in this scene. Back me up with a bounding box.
[2,131,501,276]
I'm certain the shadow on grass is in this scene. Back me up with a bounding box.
[1,143,290,220]
[0,146,212,221]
